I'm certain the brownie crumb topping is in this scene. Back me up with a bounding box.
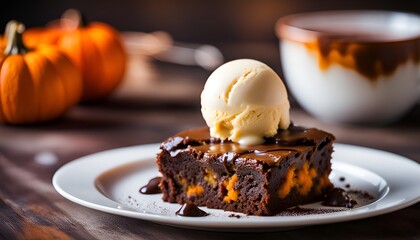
[228,214,242,218]
[277,206,344,216]
[323,188,357,208]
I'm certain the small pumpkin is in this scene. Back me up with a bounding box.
[24,26,64,47]
[0,20,83,124]
[25,9,127,101]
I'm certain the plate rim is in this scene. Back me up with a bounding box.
[52,143,420,230]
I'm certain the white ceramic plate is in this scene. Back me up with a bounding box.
[52,143,420,231]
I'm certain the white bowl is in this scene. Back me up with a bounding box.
[276,10,420,124]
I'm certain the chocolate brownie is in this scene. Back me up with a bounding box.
[156,125,335,216]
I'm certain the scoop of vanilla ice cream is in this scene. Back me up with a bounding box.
[201,59,290,145]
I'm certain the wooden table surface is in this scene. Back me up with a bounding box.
[0,54,419,240]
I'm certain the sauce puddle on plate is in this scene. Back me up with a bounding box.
[139,177,162,194]
[176,203,209,217]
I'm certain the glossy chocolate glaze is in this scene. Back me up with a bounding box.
[161,125,334,166]
[305,35,420,81]
[139,177,162,194]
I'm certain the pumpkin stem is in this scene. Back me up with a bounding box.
[61,9,88,29]
[4,20,29,55]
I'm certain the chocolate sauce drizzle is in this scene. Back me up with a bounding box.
[175,203,209,217]
[139,177,162,194]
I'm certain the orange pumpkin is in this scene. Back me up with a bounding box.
[25,9,127,101]
[0,20,83,124]
[24,26,64,47]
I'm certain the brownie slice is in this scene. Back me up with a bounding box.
[156,125,335,216]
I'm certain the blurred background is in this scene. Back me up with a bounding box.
[3,0,419,70]
[1,0,420,108]
[1,2,420,237]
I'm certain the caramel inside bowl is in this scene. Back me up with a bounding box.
[276,10,420,81]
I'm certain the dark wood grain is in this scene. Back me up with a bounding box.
[0,53,419,240]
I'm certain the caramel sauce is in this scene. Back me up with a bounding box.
[304,35,420,81]
[161,125,333,166]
